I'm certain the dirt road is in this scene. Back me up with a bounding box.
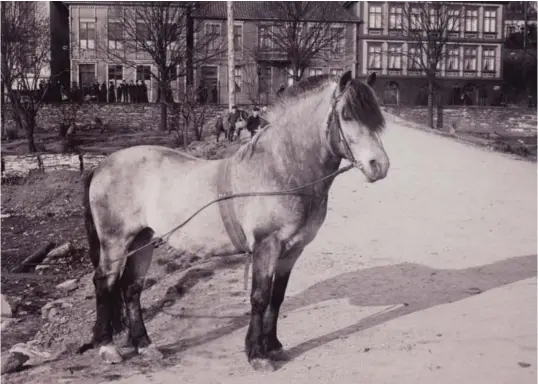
[7,114,537,383]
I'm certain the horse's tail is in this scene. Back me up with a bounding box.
[84,170,100,268]
[83,170,126,336]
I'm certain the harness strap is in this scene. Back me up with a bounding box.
[217,159,252,290]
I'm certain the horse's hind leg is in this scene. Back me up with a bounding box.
[120,228,162,360]
[93,241,130,364]
[263,247,303,360]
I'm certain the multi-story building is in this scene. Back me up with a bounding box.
[64,1,360,104]
[344,1,505,106]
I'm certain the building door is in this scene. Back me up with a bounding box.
[200,66,218,104]
[79,64,95,87]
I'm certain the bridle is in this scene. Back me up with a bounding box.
[326,86,364,171]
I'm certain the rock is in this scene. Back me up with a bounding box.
[1,351,29,375]
[41,299,72,320]
[1,295,13,318]
[9,342,55,366]
[1,317,18,332]
[56,279,78,292]
[46,243,73,259]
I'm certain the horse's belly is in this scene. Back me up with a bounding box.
[145,161,236,258]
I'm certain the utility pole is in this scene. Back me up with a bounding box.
[227,1,235,111]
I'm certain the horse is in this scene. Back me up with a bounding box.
[79,71,389,372]
[215,109,248,143]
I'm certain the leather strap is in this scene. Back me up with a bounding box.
[217,159,251,254]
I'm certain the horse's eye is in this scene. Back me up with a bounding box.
[341,106,352,122]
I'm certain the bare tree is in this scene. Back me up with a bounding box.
[1,2,52,152]
[400,2,463,128]
[98,2,224,131]
[252,2,348,82]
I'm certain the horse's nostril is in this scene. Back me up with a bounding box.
[369,159,378,173]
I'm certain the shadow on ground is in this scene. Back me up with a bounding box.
[159,254,537,368]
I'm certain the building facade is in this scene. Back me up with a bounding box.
[345,1,505,106]
[65,1,360,104]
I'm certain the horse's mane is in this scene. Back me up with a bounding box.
[235,74,385,161]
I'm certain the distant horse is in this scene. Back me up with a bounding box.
[80,71,389,371]
[215,109,248,143]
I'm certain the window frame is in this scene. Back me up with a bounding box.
[464,7,478,33]
[388,44,403,70]
[368,4,383,30]
[79,19,96,50]
[389,4,403,30]
[483,8,497,34]
[463,46,478,72]
[482,46,496,72]
[367,43,383,70]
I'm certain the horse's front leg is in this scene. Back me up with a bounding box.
[246,235,282,372]
[263,247,303,360]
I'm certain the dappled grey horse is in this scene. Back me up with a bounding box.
[79,71,389,372]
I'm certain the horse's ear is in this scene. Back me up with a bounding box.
[366,72,377,87]
[339,70,353,92]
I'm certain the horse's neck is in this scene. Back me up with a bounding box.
[256,85,342,191]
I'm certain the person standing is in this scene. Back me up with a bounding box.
[246,106,261,138]
[228,105,240,140]
[108,81,116,103]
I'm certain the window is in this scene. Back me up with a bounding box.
[429,7,440,29]
[463,46,477,71]
[408,45,421,69]
[389,5,403,30]
[234,24,243,52]
[80,20,95,49]
[206,23,221,51]
[108,21,123,50]
[330,26,345,57]
[108,65,123,86]
[410,7,421,30]
[446,46,460,71]
[136,22,151,46]
[447,8,461,32]
[330,68,343,77]
[234,66,242,92]
[259,66,272,93]
[136,65,151,81]
[465,8,478,32]
[367,43,382,69]
[482,47,495,72]
[308,68,323,77]
[484,9,496,33]
[368,4,382,29]
[388,44,403,69]
[259,25,272,50]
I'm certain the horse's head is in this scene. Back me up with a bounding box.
[329,71,390,183]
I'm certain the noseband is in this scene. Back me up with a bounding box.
[327,88,363,171]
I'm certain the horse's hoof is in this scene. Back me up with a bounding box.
[250,358,275,372]
[138,344,164,360]
[99,345,123,364]
[268,348,290,361]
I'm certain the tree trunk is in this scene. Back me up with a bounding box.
[427,76,435,129]
[160,99,168,132]
[436,91,444,130]
[26,117,38,153]
[186,6,194,88]
[183,116,189,150]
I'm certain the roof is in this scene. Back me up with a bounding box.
[192,1,361,23]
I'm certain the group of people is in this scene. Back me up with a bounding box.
[228,105,268,139]
[69,80,149,103]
